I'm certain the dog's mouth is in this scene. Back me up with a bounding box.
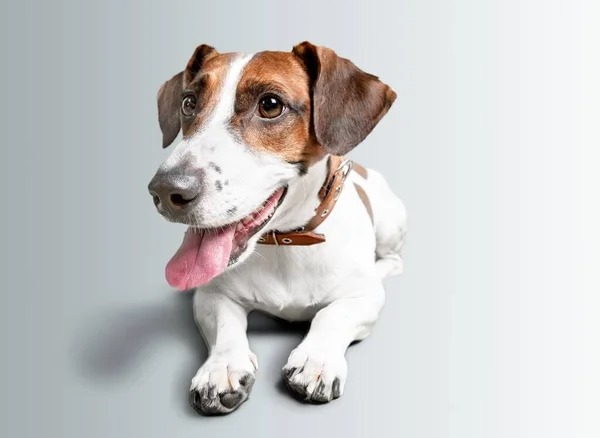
[165,187,287,291]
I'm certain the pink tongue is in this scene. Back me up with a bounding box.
[165,226,235,291]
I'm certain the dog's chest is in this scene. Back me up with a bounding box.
[219,247,374,323]
[220,247,342,320]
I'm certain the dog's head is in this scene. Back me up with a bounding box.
[148,42,396,290]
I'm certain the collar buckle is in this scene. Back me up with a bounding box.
[335,158,353,181]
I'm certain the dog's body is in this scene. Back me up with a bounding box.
[208,158,406,321]
[148,43,406,414]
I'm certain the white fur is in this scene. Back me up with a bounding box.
[156,56,407,413]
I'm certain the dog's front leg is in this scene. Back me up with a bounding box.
[282,286,385,403]
[188,289,256,415]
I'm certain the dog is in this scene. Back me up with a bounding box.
[148,42,407,415]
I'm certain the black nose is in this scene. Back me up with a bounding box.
[148,169,202,214]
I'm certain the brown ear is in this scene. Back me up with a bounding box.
[183,44,217,86]
[293,42,396,155]
[157,72,183,148]
[156,44,217,148]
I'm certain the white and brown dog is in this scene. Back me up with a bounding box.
[148,42,407,415]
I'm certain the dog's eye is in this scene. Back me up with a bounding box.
[181,95,197,117]
[258,96,284,119]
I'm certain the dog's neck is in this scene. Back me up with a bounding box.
[268,156,331,233]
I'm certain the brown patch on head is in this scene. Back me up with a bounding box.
[181,52,237,137]
[231,52,325,170]
[156,44,238,148]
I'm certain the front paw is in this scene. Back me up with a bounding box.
[189,350,258,415]
[282,347,347,403]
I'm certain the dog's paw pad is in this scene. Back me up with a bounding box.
[189,351,257,415]
[282,348,347,404]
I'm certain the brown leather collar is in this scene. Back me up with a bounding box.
[257,155,353,246]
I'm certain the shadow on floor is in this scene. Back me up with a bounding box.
[69,291,308,413]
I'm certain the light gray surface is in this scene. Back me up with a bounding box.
[2,0,600,437]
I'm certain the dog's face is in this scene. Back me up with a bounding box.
[148,42,396,291]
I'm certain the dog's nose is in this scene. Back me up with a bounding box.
[148,169,202,214]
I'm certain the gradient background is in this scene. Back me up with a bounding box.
[2,0,600,437]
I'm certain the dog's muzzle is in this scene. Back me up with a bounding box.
[148,167,202,218]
